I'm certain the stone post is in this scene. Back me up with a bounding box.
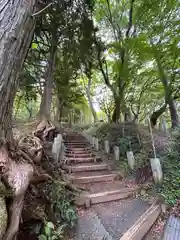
[90,136,93,145]
[92,137,95,147]
[114,146,120,161]
[150,158,163,185]
[104,140,110,154]
[126,151,135,170]
[52,134,63,163]
[95,138,99,151]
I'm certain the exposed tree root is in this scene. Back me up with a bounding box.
[34,119,56,142]
[0,121,76,239]
[0,132,54,239]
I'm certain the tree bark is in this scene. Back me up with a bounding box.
[37,45,56,120]
[0,0,36,139]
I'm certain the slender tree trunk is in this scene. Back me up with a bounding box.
[124,105,132,122]
[153,46,179,128]
[85,77,98,122]
[38,45,56,120]
[55,97,64,122]
[87,94,98,122]
[14,95,23,120]
[0,0,36,139]
[168,99,179,128]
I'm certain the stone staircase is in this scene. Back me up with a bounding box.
[63,133,137,207]
[62,132,161,240]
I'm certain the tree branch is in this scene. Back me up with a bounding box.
[126,0,135,39]
[32,3,53,17]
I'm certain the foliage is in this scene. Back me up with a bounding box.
[43,181,77,227]
[117,137,132,156]
[159,129,180,205]
[38,222,66,240]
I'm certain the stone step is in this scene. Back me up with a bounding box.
[66,147,90,152]
[64,141,88,144]
[65,143,88,145]
[68,172,118,184]
[76,180,126,194]
[63,163,109,173]
[65,150,92,155]
[65,157,97,164]
[76,187,137,207]
[65,153,93,158]
[65,145,89,148]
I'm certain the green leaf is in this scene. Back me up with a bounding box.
[38,235,47,240]
[31,42,38,49]
[47,222,55,229]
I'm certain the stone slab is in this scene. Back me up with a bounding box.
[93,198,150,239]
[163,215,180,240]
[120,202,161,240]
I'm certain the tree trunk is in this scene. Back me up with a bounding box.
[112,96,121,122]
[87,94,98,122]
[153,46,179,128]
[86,77,98,122]
[150,103,167,127]
[124,106,132,122]
[37,45,56,120]
[55,97,64,122]
[14,95,23,120]
[168,99,179,128]
[0,0,36,139]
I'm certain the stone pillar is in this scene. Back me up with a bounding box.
[104,140,110,154]
[89,136,92,144]
[114,146,120,161]
[126,151,135,170]
[95,138,99,151]
[92,137,95,147]
[150,158,163,185]
[52,134,63,163]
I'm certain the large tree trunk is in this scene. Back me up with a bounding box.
[0,0,36,139]
[38,45,56,120]
[0,1,36,239]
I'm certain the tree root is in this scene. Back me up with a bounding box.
[34,120,56,142]
[0,121,61,239]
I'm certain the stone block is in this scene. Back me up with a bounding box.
[114,146,120,161]
[150,157,163,185]
[127,151,135,170]
[104,140,110,154]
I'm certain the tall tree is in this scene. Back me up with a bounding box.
[0,0,36,139]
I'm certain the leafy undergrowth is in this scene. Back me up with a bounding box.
[158,129,180,216]
[75,122,169,158]
[37,180,77,240]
